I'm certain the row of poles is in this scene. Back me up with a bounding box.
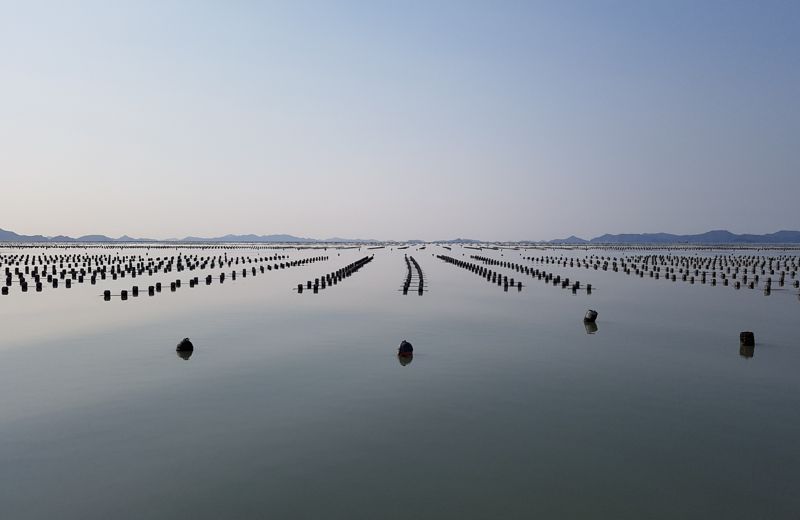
[296,255,374,294]
[524,253,799,294]
[437,255,524,291]
[470,255,592,293]
[402,255,425,295]
[527,253,799,276]
[1,251,294,295]
[103,256,330,300]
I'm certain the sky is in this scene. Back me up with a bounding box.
[1,1,798,241]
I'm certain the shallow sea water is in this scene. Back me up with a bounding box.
[1,245,798,519]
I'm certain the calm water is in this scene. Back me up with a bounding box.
[1,245,799,519]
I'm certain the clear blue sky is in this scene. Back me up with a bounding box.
[1,1,798,240]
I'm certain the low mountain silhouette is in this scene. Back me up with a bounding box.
[0,228,377,243]
[549,235,588,244]
[549,229,800,244]
[3,227,800,244]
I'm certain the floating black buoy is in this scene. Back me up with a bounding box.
[740,331,755,347]
[398,339,413,355]
[176,337,194,352]
[397,340,414,366]
[584,309,598,322]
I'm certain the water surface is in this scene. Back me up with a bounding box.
[1,245,798,519]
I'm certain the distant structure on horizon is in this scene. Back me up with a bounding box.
[2,228,800,245]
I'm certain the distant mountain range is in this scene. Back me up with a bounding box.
[434,238,483,244]
[178,234,380,243]
[548,230,800,244]
[2,227,800,244]
[0,228,377,244]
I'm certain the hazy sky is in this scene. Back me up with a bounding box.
[1,1,798,241]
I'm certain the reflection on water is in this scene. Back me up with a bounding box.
[176,349,193,360]
[584,320,598,334]
[397,353,413,366]
[739,344,755,359]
